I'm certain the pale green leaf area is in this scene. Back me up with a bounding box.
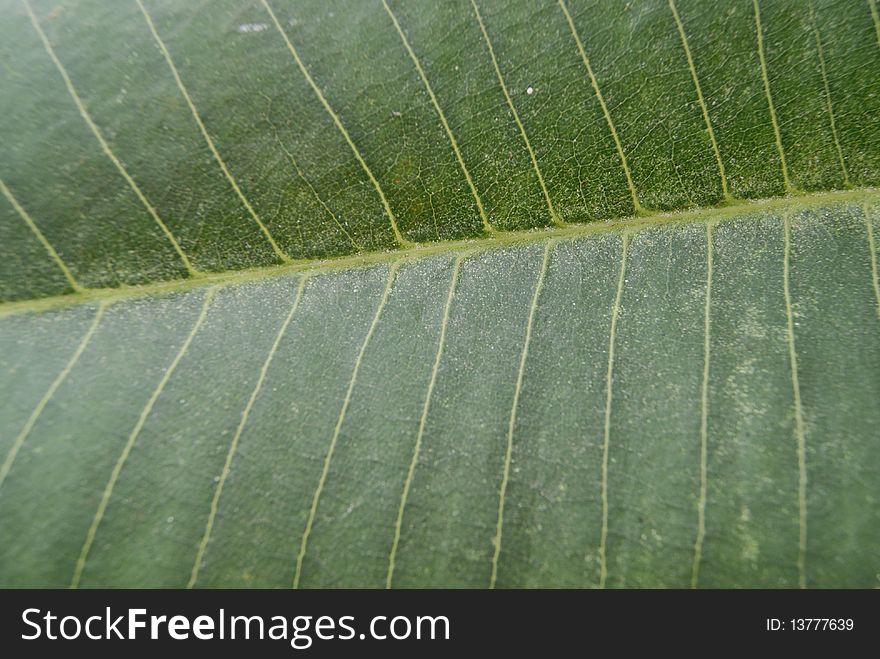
[0,200,878,588]
[0,0,879,588]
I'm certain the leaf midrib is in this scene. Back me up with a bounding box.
[2,187,877,318]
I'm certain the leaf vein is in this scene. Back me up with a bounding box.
[135,0,291,263]
[261,0,410,247]
[0,302,105,490]
[753,0,794,192]
[870,0,880,48]
[0,177,82,293]
[70,287,216,588]
[382,0,494,234]
[188,276,309,588]
[471,0,563,226]
[783,213,807,589]
[386,255,463,588]
[558,0,643,214]
[292,262,400,588]
[668,0,731,201]
[598,231,630,589]
[21,0,196,276]
[489,240,554,589]
[864,203,880,320]
[691,221,714,588]
[810,8,850,187]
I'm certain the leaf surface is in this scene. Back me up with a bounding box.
[0,0,878,587]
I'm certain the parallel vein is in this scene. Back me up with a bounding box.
[70,287,216,588]
[810,11,850,186]
[490,240,553,589]
[0,302,105,490]
[668,0,730,200]
[136,0,291,263]
[865,203,880,320]
[292,263,400,588]
[691,221,714,588]
[558,0,643,214]
[382,0,494,234]
[871,0,880,48]
[598,231,630,588]
[753,0,794,192]
[471,0,562,226]
[261,0,409,247]
[782,214,808,589]
[0,177,82,292]
[386,255,463,588]
[21,0,195,276]
[188,276,308,588]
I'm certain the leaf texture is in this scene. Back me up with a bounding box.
[1,200,878,587]
[0,0,879,588]
[1,0,879,301]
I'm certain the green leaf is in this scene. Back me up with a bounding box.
[0,0,878,587]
